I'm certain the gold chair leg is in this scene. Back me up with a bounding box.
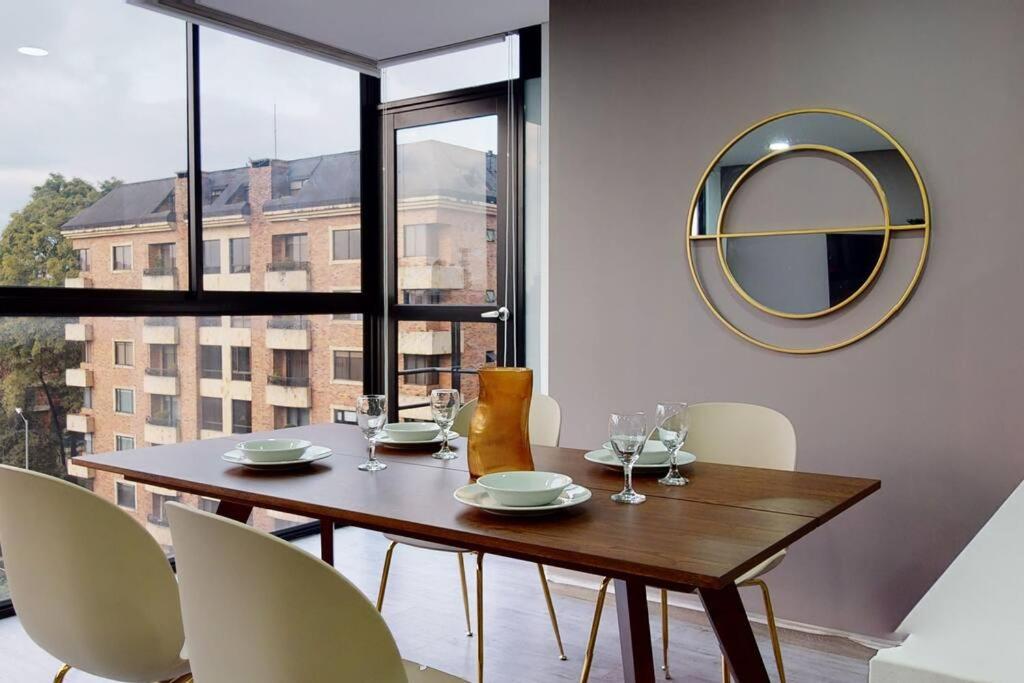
[376,540,397,612]
[660,588,671,679]
[54,664,71,683]
[536,564,568,660]
[579,576,612,683]
[747,579,786,683]
[458,551,474,636]
[721,657,730,683]
[476,552,485,683]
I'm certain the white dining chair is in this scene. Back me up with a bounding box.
[0,465,192,683]
[377,394,566,683]
[166,502,465,683]
[578,402,796,683]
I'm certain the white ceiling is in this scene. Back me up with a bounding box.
[197,0,548,61]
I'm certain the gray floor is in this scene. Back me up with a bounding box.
[0,527,872,682]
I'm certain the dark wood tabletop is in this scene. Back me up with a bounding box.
[73,422,879,683]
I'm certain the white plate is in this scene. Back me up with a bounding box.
[376,430,460,448]
[584,449,696,471]
[454,483,591,516]
[222,445,333,470]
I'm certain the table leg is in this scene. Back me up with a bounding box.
[698,584,770,683]
[320,519,335,565]
[613,578,656,683]
[214,500,252,523]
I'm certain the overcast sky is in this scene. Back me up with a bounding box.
[0,0,513,226]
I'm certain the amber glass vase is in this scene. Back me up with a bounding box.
[467,367,535,478]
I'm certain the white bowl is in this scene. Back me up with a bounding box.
[236,438,312,463]
[602,439,669,464]
[384,422,441,442]
[476,471,573,507]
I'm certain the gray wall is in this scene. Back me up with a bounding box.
[548,0,1024,637]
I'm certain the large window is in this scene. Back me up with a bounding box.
[200,397,223,432]
[231,346,251,381]
[271,233,309,268]
[114,341,134,367]
[200,345,222,379]
[229,237,250,273]
[332,229,361,261]
[403,224,440,258]
[114,388,135,414]
[116,481,136,510]
[150,395,179,427]
[203,240,221,274]
[333,350,363,382]
[232,400,252,434]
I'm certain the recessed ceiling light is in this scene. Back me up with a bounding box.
[18,46,48,57]
[769,140,791,152]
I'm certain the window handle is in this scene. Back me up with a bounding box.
[481,306,510,322]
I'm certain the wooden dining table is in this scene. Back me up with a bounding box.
[73,423,878,683]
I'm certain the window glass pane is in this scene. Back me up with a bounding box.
[200,27,361,293]
[396,116,498,305]
[115,481,136,509]
[203,239,221,273]
[0,1,188,290]
[382,35,518,102]
[0,314,364,573]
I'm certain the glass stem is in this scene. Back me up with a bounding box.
[368,438,377,463]
[442,430,449,452]
[624,461,634,493]
[666,448,679,477]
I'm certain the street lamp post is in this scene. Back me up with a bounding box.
[14,408,28,470]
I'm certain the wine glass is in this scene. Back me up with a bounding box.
[656,402,689,486]
[608,412,647,504]
[356,394,387,472]
[431,388,460,460]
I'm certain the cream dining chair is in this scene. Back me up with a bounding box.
[0,464,192,683]
[578,402,796,683]
[377,394,566,683]
[166,502,465,683]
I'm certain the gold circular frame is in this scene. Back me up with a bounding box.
[685,108,930,354]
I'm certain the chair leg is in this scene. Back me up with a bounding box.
[660,588,671,679]
[376,540,398,612]
[747,579,786,683]
[579,576,612,683]
[721,657,730,683]
[54,664,71,683]
[458,552,474,636]
[476,552,485,683]
[536,564,568,660]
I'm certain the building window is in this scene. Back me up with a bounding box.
[289,178,307,195]
[485,350,497,364]
[149,395,179,427]
[83,342,92,363]
[83,433,94,455]
[332,312,364,322]
[198,497,220,514]
[231,346,251,381]
[198,316,221,327]
[486,228,496,242]
[149,492,179,526]
[146,243,176,275]
[149,344,177,375]
[333,350,363,382]
[230,315,252,329]
[201,397,223,432]
[403,224,440,258]
[203,239,221,274]
[485,289,497,304]
[200,345,222,379]
[271,349,309,385]
[271,233,309,268]
[231,400,252,434]
[112,245,132,271]
[82,387,93,409]
[404,355,441,385]
[115,435,135,451]
[114,388,135,414]
[274,407,310,429]
[333,408,357,425]
[115,481,136,509]
[74,249,90,272]
[403,289,443,305]
[332,228,361,261]
[229,237,250,273]
[114,340,134,367]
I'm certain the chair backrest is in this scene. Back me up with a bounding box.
[451,394,562,447]
[166,503,410,683]
[685,402,796,471]
[0,465,186,682]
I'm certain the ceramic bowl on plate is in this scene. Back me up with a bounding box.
[476,471,573,507]
[602,439,669,464]
[383,422,441,442]
[236,438,312,463]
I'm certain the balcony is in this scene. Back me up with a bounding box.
[142,266,177,291]
[399,264,464,290]
[65,368,94,387]
[144,416,179,445]
[66,413,94,433]
[66,461,95,479]
[266,318,311,350]
[399,330,452,355]
[265,376,311,408]
[264,261,310,292]
[204,271,251,291]
[64,275,92,288]
[143,368,179,396]
[64,322,93,342]
[143,317,179,345]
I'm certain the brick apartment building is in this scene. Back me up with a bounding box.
[59,140,497,546]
